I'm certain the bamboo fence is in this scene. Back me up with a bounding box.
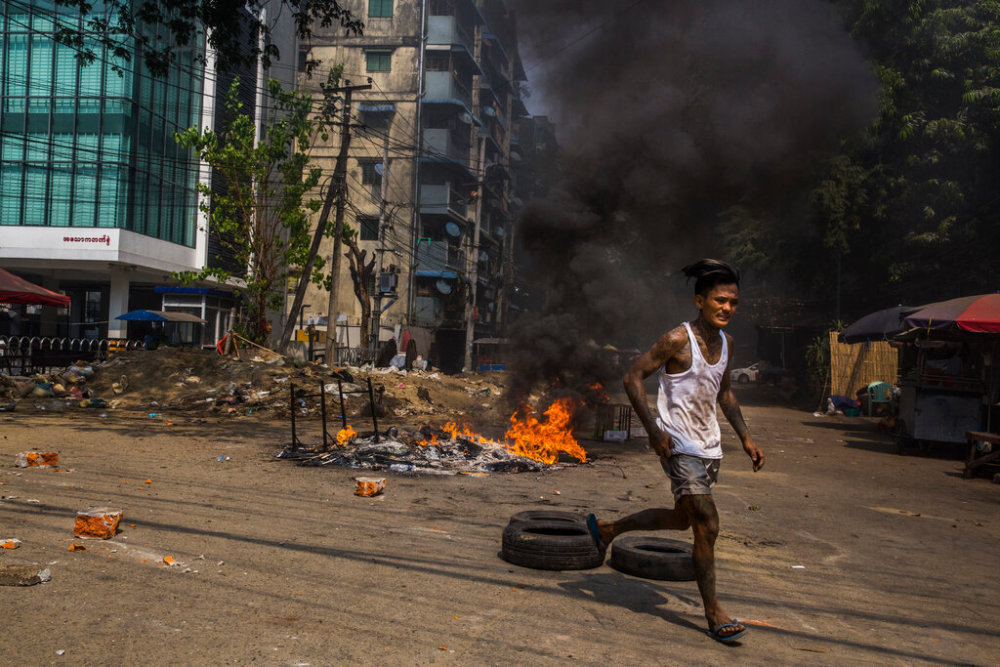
[829,332,899,397]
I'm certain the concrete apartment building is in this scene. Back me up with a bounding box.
[300,0,529,372]
[0,1,296,345]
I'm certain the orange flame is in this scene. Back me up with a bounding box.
[504,397,586,464]
[336,425,358,445]
[415,433,438,447]
[589,381,610,404]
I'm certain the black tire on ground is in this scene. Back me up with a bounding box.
[737,374,750,384]
[501,521,605,571]
[609,536,696,581]
[507,510,586,526]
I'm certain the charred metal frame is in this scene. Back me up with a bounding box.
[288,378,382,452]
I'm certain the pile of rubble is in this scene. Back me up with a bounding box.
[0,347,511,424]
[0,363,105,412]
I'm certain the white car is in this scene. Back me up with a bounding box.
[730,362,762,384]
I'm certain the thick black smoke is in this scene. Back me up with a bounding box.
[506,0,878,401]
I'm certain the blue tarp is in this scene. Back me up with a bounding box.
[115,310,206,323]
[416,270,458,279]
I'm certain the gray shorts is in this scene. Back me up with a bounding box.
[659,454,720,501]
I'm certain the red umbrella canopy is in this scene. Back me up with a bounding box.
[0,268,71,307]
[904,293,1000,334]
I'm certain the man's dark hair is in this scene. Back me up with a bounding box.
[682,259,741,296]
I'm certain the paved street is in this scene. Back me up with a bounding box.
[2,400,998,665]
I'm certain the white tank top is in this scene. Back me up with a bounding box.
[655,322,728,459]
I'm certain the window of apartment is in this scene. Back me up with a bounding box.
[365,50,392,72]
[368,0,393,18]
[425,52,450,72]
[359,160,383,189]
[359,215,379,241]
[429,0,456,15]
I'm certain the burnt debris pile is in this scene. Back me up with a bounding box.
[279,425,551,475]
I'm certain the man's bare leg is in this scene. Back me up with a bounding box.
[594,507,690,545]
[679,494,745,638]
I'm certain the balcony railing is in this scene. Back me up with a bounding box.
[423,127,471,163]
[425,71,472,108]
[427,15,475,54]
[416,240,466,273]
[419,183,467,218]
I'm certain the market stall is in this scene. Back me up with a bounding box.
[896,295,1000,470]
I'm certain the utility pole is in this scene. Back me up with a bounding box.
[323,81,371,365]
[370,121,392,361]
[463,137,487,372]
[406,0,428,324]
[278,81,371,355]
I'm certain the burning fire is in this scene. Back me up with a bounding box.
[412,398,586,465]
[336,425,358,445]
[588,381,610,404]
[505,397,586,465]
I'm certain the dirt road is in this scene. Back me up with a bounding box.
[2,394,998,665]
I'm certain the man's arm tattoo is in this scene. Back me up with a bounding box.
[719,390,751,443]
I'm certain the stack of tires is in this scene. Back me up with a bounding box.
[500,510,696,581]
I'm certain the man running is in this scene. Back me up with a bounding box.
[588,259,764,643]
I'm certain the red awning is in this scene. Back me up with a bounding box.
[0,268,71,307]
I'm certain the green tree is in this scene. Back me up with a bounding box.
[54,0,362,76]
[728,1,1000,315]
[174,76,327,343]
[343,228,377,358]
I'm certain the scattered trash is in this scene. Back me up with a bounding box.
[0,564,51,586]
[148,413,159,418]
[56,650,65,656]
[217,455,231,462]
[1,539,22,549]
[15,451,59,468]
[790,565,806,569]
[163,555,176,566]
[73,507,123,539]
[112,375,129,394]
[26,498,41,504]
[67,544,86,552]
[355,477,386,497]
[144,479,152,484]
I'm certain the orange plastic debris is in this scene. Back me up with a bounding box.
[73,507,123,539]
[144,479,153,484]
[438,647,447,651]
[67,544,86,551]
[1,540,21,549]
[129,524,136,528]
[355,477,386,497]
[15,451,59,468]
[163,556,176,566]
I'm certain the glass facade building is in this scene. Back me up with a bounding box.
[0,0,203,246]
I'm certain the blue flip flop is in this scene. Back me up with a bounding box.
[586,513,607,554]
[706,620,747,643]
